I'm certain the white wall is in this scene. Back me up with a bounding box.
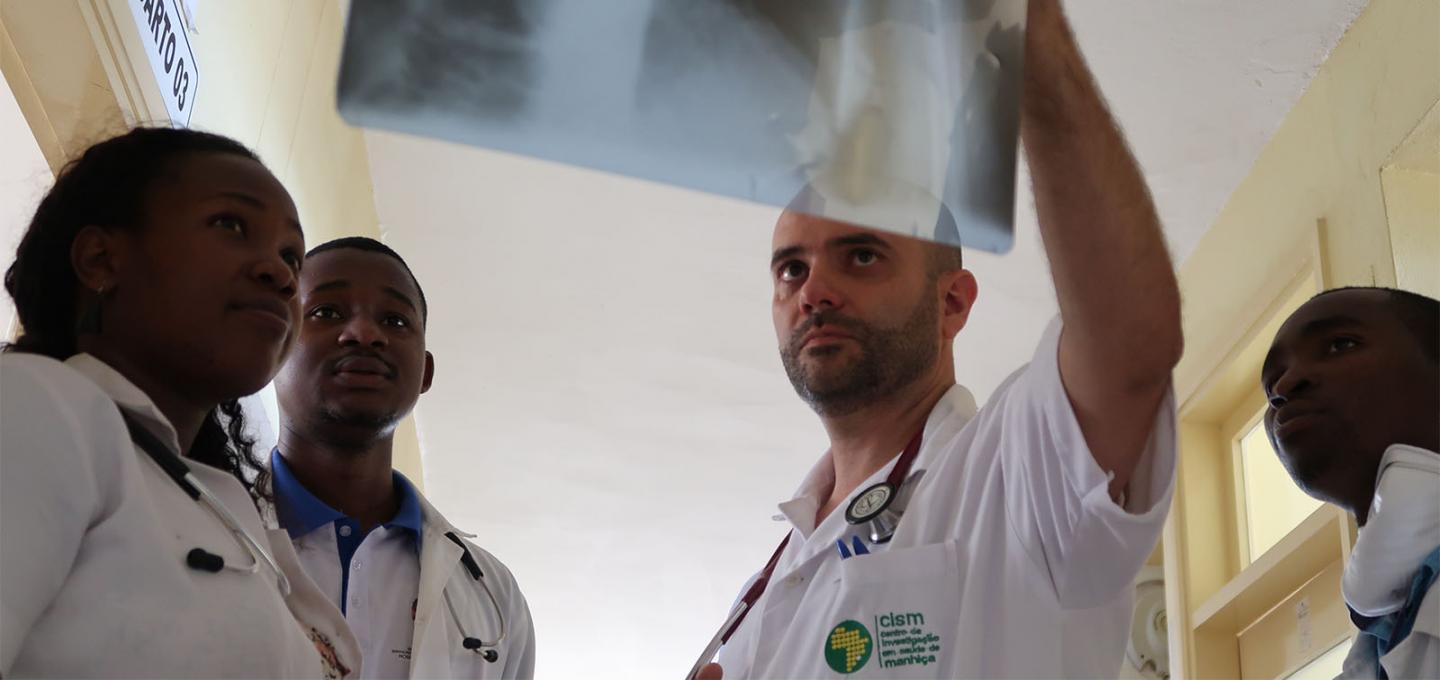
[0,69,54,339]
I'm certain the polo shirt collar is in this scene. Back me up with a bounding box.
[270,449,426,542]
[388,471,424,534]
[271,449,344,539]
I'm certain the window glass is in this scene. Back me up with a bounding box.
[1240,416,1323,562]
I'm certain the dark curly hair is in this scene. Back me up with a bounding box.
[3,127,271,499]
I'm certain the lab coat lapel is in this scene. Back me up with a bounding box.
[410,521,465,679]
[268,527,364,679]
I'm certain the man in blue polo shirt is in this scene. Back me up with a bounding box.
[271,237,535,679]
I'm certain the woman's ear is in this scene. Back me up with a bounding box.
[70,225,122,292]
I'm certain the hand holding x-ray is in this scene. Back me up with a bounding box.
[338,0,1026,252]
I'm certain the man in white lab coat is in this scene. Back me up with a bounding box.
[694,1,1182,677]
[1262,287,1438,679]
[272,237,535,679]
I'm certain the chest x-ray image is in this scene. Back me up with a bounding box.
[337,0,1026,252]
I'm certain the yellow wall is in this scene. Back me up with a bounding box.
[183,1,424,485]
[0,1,127,171]
[0,0,425,486]
[1166,1,1439,676]
[182,1,379,248]
[1382,99,1440,300]
[1236,559,1349,679]
[1174,0,1439,402]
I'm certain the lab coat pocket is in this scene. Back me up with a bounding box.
[823,540,962,677]
[838,540,957,585]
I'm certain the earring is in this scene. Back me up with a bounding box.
[76,285,105,335]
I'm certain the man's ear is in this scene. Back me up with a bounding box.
[420,351,435,394]
[70,225,124,292]
[940,269,978,340]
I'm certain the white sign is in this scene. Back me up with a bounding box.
[128,0,198,125]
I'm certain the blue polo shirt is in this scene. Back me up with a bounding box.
[270,450,423,613]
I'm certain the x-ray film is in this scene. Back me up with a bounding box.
[337,1,1025,252]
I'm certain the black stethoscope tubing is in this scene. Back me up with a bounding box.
[123,406,507,663]
[442,531,507,663]
[119,409,291,596]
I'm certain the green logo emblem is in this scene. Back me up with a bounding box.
[825,620,873,674]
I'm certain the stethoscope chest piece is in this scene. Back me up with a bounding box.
[845,481,900,544]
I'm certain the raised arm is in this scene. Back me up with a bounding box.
[1021,0,1183,499]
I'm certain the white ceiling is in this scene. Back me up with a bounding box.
[363,2,1365,677]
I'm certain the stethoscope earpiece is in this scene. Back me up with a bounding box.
[186,547,225,573]
[461,639,499,663]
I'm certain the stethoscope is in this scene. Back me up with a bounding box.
[441,531,508,663]
[686,429,926,680]
[120,411,291,597]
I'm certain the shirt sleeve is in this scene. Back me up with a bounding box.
[0,357,125,672]
[506,591,537,680]
[1383,585,1440,680]
[994,319,1177,610]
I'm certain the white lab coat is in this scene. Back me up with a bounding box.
[1339,445,1440,679]
[712,320,1176,678]
[0,352,362,678]
[408,496,536,679]
[276,476,537,680]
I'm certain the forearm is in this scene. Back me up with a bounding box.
[1021,0,1182,382]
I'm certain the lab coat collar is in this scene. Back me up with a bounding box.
[410,490,481,679]
[390,472,425,535]
[270,449,346,539]
[1344,444,1440,617]
[415,490,475,540]
[777,383,979,538]
[265,526,365,679]
[64,353,181,456]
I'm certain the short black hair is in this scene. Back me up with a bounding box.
[786,184,964,274]
[306,237,428,322]
[1313,286,1438,362]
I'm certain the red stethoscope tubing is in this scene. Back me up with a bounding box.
[718,428,924,646]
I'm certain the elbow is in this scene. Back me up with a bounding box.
[1137,305,1184,390]
[1156,314,1184,374]
[1140,280,1184,371]
[1158,293,1184,370]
